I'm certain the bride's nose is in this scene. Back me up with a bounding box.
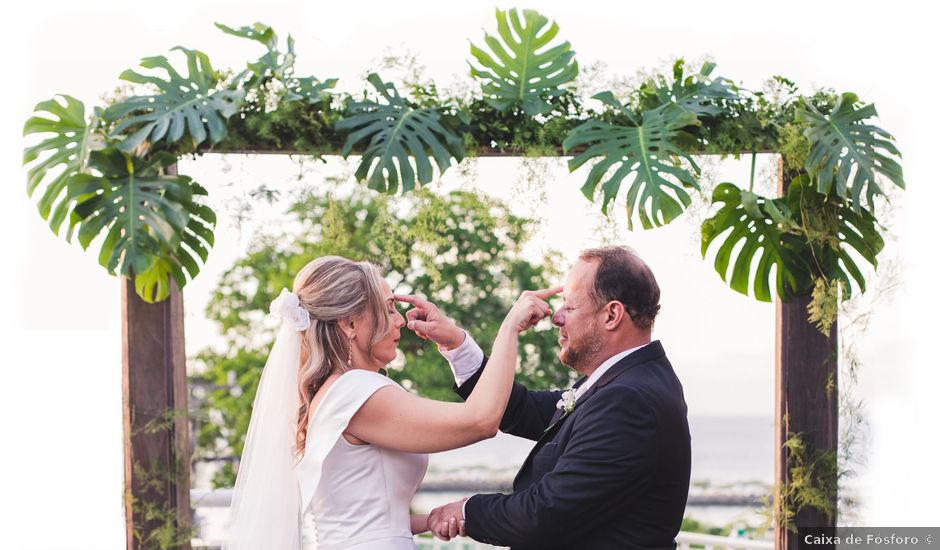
[393,310,406,327]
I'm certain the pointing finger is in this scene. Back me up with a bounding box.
[531,286,564,299]
[393,294,433,309]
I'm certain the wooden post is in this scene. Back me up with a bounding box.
[775,158,838,549]
[122,165,192,549]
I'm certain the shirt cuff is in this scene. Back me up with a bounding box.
[462,497,469,524]
[438,330,484,387]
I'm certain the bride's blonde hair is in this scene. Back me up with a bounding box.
[292,256,391,456]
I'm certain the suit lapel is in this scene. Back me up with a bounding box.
[513,341,666,488]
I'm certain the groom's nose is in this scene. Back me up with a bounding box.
[551,308,564,327]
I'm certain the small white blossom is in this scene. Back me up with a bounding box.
[556,388,577,414]
[264,79,287,113]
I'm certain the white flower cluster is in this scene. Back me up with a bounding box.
[270,288,311,331]
[556,388,577,414]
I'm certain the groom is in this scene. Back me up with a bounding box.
[400,245,691,550]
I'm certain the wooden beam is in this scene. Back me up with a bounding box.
[122,165,192,549]
[775,158,838,549]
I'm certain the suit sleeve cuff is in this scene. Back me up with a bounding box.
[438,330,484,387]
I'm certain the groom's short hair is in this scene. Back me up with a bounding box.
[579,246,661,330]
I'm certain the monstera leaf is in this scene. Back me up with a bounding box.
[781,175,884,298]
[701,176,884,302]
[701,183,810,301]
[470,8,578,116]
[796,92,904,210]
[104,47,243,154]
[563,93,701,230]
[285,75,338,104]
[335,73,464,194]
[638,60,738,118]
[22,95,105,236]
[216,22,336,103]
[68,149,215,302]
[215,22,281,87]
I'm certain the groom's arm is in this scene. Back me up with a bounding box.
[442,334,561,441]
[462,386,659,548]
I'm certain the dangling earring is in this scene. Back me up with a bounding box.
[347,334,354,368]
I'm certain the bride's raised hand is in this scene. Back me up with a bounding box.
[393,294,465,350]
[501,286,563,334]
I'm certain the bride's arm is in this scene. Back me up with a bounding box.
[411,514,429,534]
[345,287,561,454]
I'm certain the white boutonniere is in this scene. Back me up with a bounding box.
[556,388,577,414]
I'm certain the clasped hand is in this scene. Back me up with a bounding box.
[427,497,468,541]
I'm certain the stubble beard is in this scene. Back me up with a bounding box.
[559,321,602,372]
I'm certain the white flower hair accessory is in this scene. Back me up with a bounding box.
[270,288,311,331]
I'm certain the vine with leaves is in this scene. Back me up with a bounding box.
[21,9,902,333]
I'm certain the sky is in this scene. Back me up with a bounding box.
[1,0,938,547]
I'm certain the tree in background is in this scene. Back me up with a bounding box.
[191,187,569,487]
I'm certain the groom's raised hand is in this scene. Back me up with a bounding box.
[393,294,466,350]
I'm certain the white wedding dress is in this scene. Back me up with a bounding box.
[295,369,429,550]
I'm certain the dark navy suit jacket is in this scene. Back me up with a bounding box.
[454,340,691,550]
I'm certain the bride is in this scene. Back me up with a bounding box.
[224,255,560,549]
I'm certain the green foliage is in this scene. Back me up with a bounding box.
[701,182,808,301]
[192,188,567,487]
[22,95,105,237]
[68,149,215,302]
[456,91,586,154]
[807,277,841,335]
[797,92,904,210]
[128,409,195,550]
[564,91,701,229]
[636,60,738,118]
[788,174,885,298]
[778,122,811,172]
[469,8,578,116]
[680,517,730,537]
[702,175,884,305]
[222,85,346,154]
[336,73,465,193]
[215,22,337,104]
[104,47,244,155]
[563,59,758,231]
[769,432,839,533]
[22,17,902,329]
